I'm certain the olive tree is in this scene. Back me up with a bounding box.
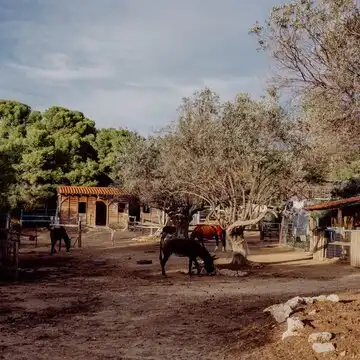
[170,89,304,263]
[116,133,205,238]
[250,0,360,180]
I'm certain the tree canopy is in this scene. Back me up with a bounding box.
[251,0,360,182]
[116,88,305,258]
[0,100,136,210]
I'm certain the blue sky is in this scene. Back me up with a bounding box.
[0,0,279,135]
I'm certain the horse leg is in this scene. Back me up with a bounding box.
[189,257,200,276]
[221,233,226,252]
[50,233,57,255]
[214,234,219,252]
[193,258,201,275]
[160,251,170,277]
[198,234,204,247]
[63,234,71,252]
[221,229,226,251]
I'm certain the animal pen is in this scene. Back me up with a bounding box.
[305,195,360,266]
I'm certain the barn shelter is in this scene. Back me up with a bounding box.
[57,186,131,228]
[304,195,360,266]
[305,195,360,229]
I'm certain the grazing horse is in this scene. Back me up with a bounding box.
[49,226,71,255]
[190,224,226,252]
[159,237,216,277]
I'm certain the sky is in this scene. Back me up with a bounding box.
[0,0,279,135]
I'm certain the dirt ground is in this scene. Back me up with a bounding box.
[2,229,360,359]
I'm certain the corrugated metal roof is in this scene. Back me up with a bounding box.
[57,186,128,196]
[305,196,360,211]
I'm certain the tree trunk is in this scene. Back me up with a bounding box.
[226,227,249,266]
[171,217,190,239]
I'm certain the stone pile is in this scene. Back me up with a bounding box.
[263,294,340,354]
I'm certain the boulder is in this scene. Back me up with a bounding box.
[327,294,340,302]
[287,317,304,332]
[264,303,293,323]
[281,329,300,340]
[312,342,335,353]
[285,296,304,310]
[303,297,314,305]
[281,317,304,340]
[308,332,333,343]
[312,295,327,302]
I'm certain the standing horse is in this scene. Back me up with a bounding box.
[190,224,226,252]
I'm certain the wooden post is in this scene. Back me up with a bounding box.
[111,229,115,247]
[78,219,82,248]
[337,208,343,227]
[309,217,316,252]
[279,217,287,245]
[313,230,325,261]
[350,231,360,267]
[13,233,19,281]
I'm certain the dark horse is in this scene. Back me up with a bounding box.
[48,225,71,255]
[159,237,216,277]
[190,224,226,251]
[160,225,176,241]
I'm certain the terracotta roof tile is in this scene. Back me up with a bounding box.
[57,186,128,196]
[305,195,360,211]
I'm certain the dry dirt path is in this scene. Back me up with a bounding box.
[1,242,360,360]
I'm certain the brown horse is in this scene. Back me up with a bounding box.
[190,224,226,252]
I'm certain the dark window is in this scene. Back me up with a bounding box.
[142,205,151,213]
[78,202,87,214]
[118,203,126,213]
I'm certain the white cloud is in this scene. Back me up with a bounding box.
[0,0,277,134]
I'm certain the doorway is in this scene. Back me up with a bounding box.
[95,201,107,226]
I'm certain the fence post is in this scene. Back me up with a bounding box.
[313,230,325,261]
[350,231,360,267]
[78,219,82,248]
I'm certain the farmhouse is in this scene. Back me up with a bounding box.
[57,186,131,228]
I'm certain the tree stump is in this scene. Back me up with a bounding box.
[231,252,249,266]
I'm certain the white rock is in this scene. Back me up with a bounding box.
[263,303,293,323]
[327,294,340,302]
[312,342,335,353]
[308,332,333,343]
[303,297,314,305]
[281,329,300,340]
[285,296,304,310]
[287,317,304,332]
[307,309,317,316]
[340,350,346,357]
[313,295,327,302]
